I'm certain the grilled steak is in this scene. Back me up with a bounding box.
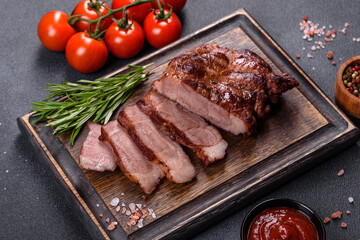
[79,122,117,172]
[152,44,299,136]
[118,105,196,183]
[137,90,228,166]
[101,120,164,194]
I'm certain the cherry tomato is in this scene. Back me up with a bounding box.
[143,9,182,48]
[112,0,152,25]
[65,32,108,73]
[38,11,77,52]
[72,0,112,32]
[105,21,144,59]
[152,0,187,13]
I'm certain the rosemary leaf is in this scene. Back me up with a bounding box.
[31,64,150,145]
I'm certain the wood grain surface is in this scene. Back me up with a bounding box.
[17,9,360,240]
[57,22,329,235]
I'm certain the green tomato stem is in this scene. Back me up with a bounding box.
[70,0,156,33]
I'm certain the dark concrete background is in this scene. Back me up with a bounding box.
[1,0,359,239]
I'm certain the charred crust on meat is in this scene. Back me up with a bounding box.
[159,43,299,136]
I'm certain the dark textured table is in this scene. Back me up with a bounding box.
[1,0,359,239]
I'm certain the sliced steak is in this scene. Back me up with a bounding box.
[137,90,228,166]
[152,44,299,136]
[118,105,196,183]
[79,122,117,172]
[101,120,164,194]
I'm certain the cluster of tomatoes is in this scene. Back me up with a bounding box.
[38,0,186,73]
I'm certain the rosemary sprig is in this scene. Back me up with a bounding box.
[31,65,151,145]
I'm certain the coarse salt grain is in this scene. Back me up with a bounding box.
[106,218,110,223]
[120,192,125,196]
[121,203,125,207]
[108,222,117,231]
[346,210,350,214]
[137,218,144,228]
[136,204,142,209]
[116,206,121,212]
[307,53,313,59]
[152,212,157,219]
[148,208,153,215]
[126,210,131,216]
[129,203,136,212]
[110,197,120,207]
[348,197,354,203]
[122,207,126,214]
[96,204,100,208]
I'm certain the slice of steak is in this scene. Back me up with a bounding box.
[79,122,117,172]
[137,90,228,166]
[152,44,299,136]
[101,120,164,194]
[118,105,196,183]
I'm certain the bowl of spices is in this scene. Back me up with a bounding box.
[241,199,325,240]
[335,55,360,118]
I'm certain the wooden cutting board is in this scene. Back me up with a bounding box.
[17,9,359,240]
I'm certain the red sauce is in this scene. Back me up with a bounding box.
[248,207,319,240]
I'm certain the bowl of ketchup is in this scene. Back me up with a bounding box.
[241,199,325,240]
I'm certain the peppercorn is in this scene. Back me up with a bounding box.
[343,63,360,97]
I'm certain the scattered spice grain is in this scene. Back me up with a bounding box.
[346,210,351,215]
[336,211,343,217]
[331,212,339,219]
[323,217,330,224]
[137,219,144,228]
[332,61,336,65]
[129,203,136,212]
[106,218,110,223]
[110,197,120,207]
[327,51,333,59]
[108,222,118,231]
[337,169,344,176]
[99,213,103,218]
[341,222,347,228]
[296,54,301,59]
